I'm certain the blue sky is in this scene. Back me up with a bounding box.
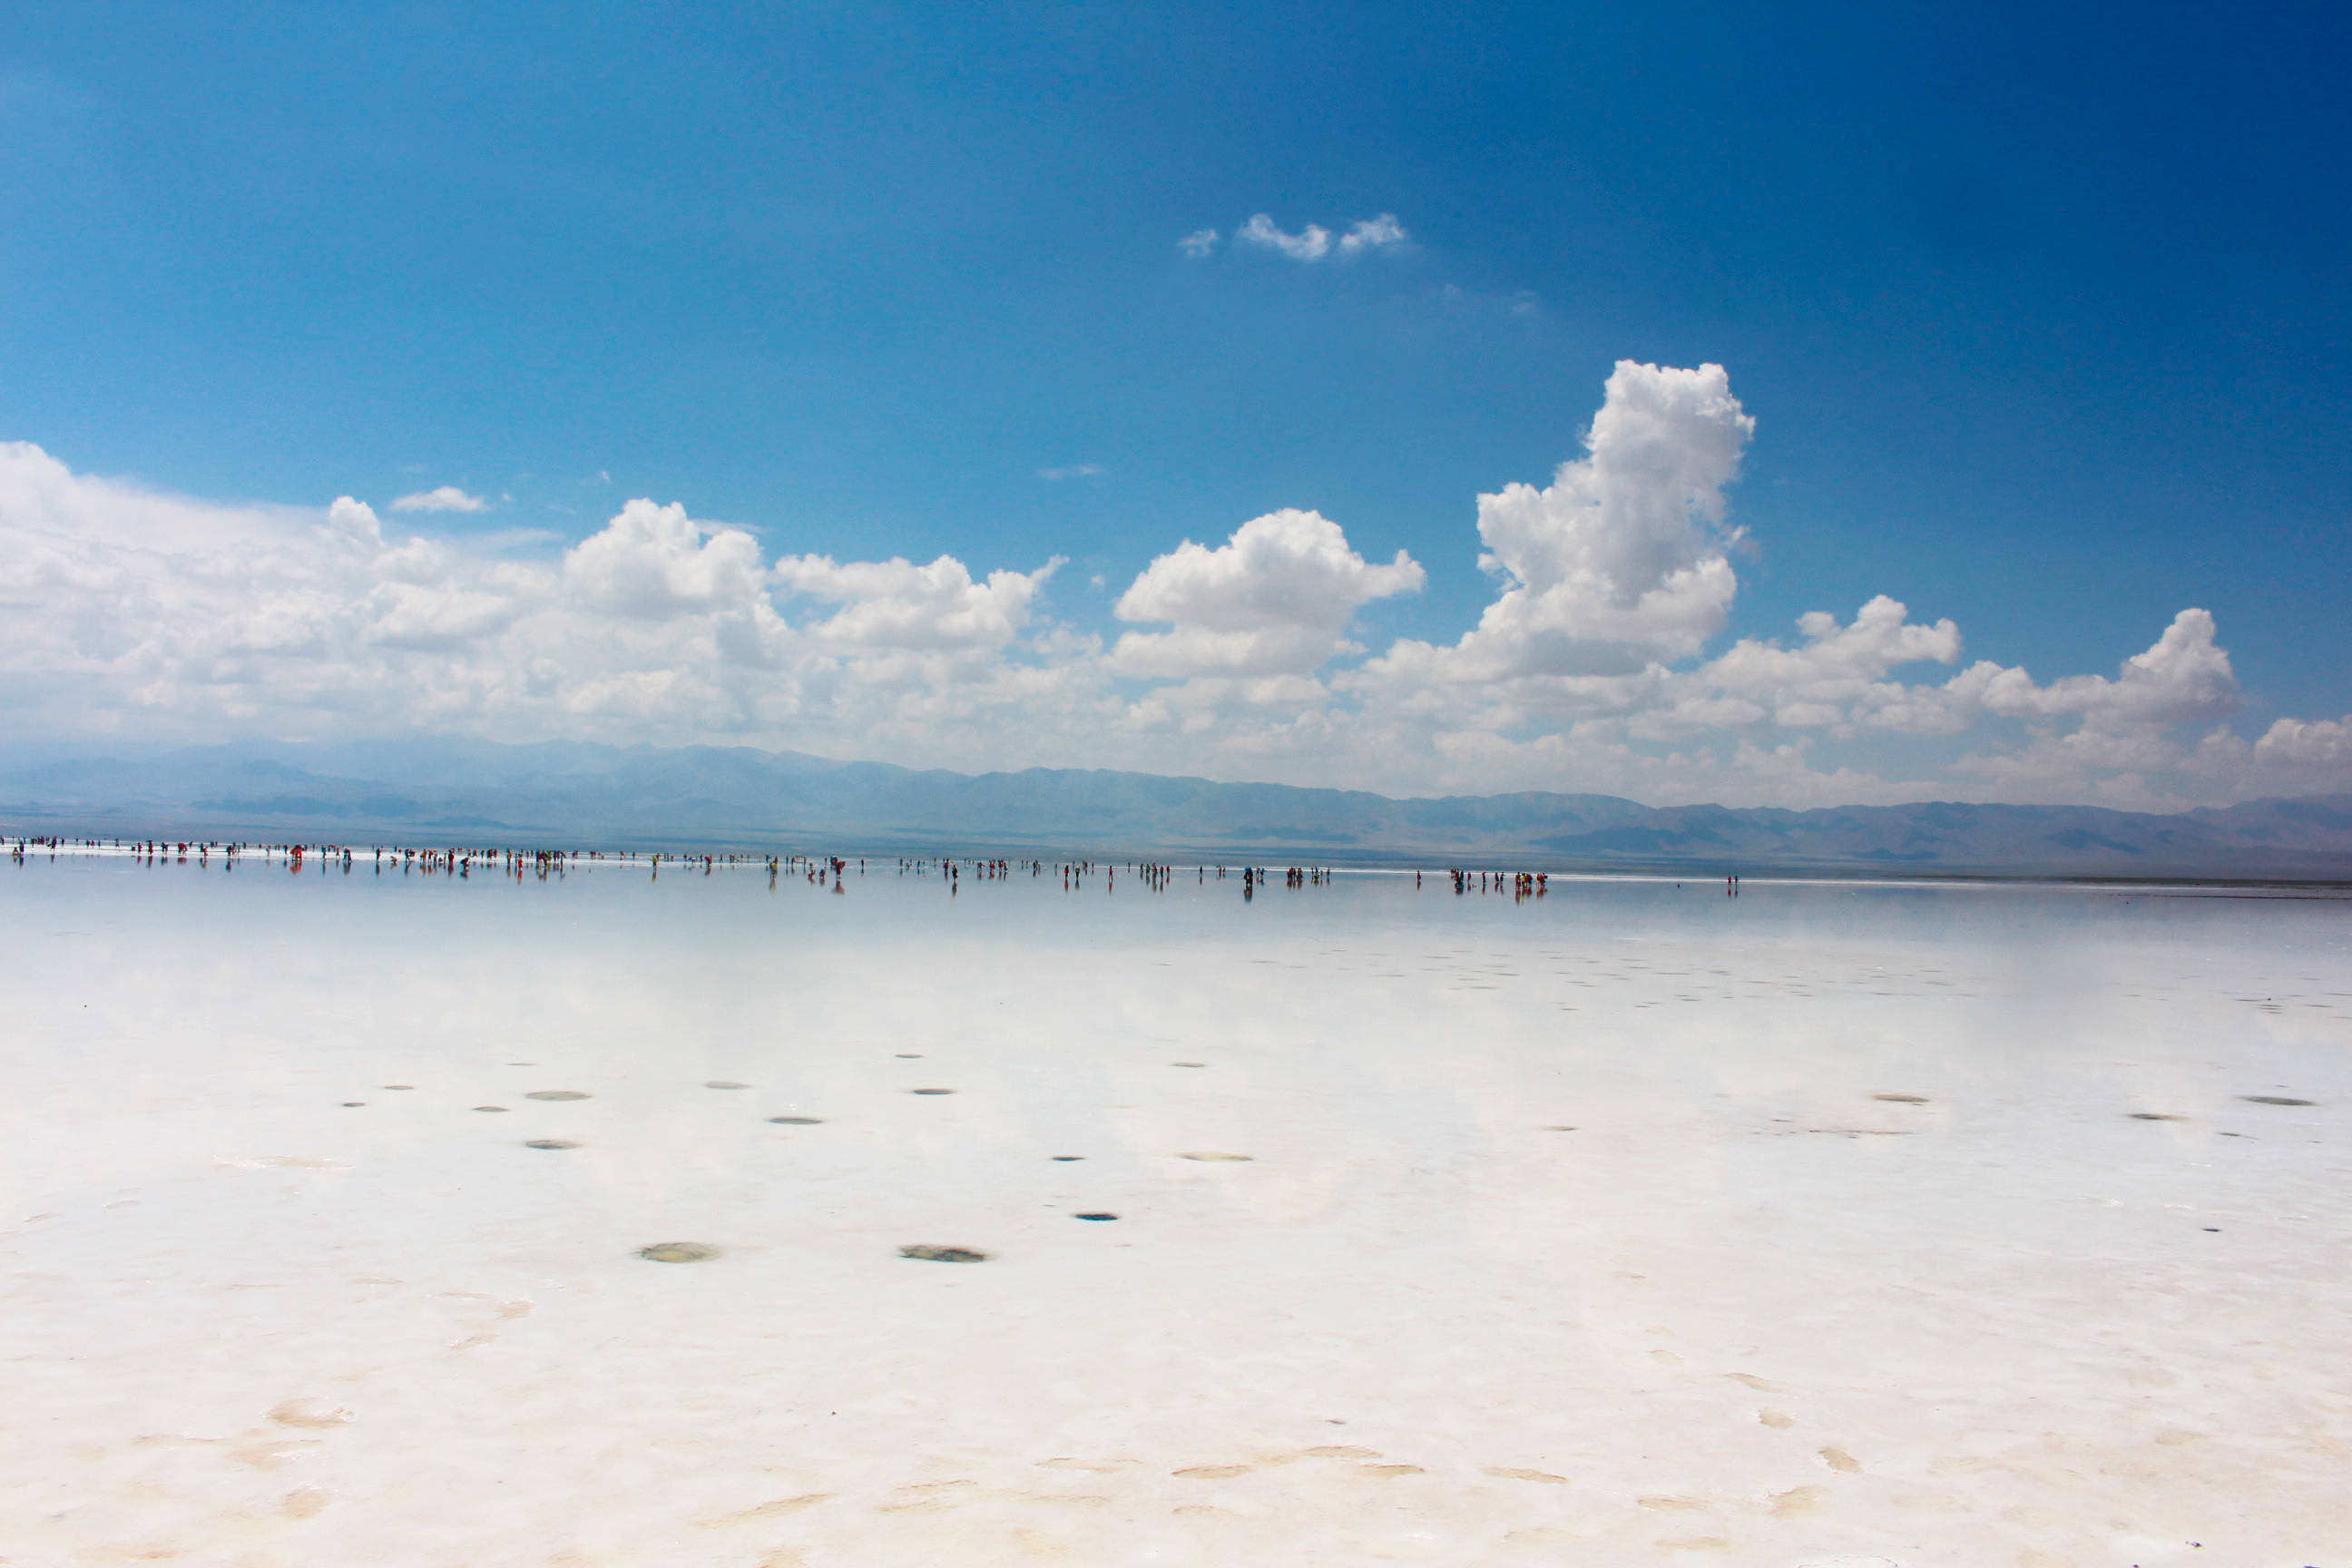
[3,2,2347,805]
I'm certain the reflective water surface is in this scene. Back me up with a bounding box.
[3,856,2347,1564]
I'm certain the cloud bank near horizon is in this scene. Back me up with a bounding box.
[2,362,2345,809]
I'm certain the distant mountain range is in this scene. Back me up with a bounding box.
[4,740,2349,880]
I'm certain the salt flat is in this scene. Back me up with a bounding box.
[1,855,2346,1567]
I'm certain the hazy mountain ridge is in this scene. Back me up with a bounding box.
[3,740,2349,879]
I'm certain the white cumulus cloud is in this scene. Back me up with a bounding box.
[2254,715,2352,768]
[1109,509,1423,679]
[775,554,1061,652]
[1632,595,1968,740]
[563,499,766,619]
[1955,608,2240,729]
[1176,228,1219,260]
[1367,360,1753,687]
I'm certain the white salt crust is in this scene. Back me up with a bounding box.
[1,858,2345,1564]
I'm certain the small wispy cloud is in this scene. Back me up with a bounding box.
[1337,213,1407,255]
[1233,212,1409,263]
[1038,463,1105,482]
[389,485,487,514]
[1176,228,1219,260]
[1439,282,1545,318]
[1238,213,1330,260]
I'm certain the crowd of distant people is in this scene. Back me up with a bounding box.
[6,834,1744,899]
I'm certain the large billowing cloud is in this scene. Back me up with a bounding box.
[1371,361,1753,687]
[2,355,2346,808]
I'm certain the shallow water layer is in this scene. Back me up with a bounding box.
[2,857,2347,1566]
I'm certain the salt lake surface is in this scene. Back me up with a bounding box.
[1,853,2347,1567]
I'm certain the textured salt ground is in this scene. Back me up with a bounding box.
[1,860,2347,1567]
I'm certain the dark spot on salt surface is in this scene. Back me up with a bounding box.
[524,1139,578,1150]
[910,1088,955,1095]
[1873,1093,1930,1104]
[1074,1212,1118,1221]
[1541,1125,1578,1132]
[385,1085,414,1091]
[705,1081,749,1090]
[2203,1227,2220,1232]
[638,1242,720,1263]
[769,1116,823,1125]
[341,1102,366,1108]
[1177,1152,1252,1161]
[896,1054,923,1059]
[474,1105,508,1112]
[900,1244,989,1262]
[525,1091,591,1102]
[1051,1155,1084,1161]
[2131,1112,2188,1121]
[1171,1062,1205,1068]
[2242,1095,2316,1106]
